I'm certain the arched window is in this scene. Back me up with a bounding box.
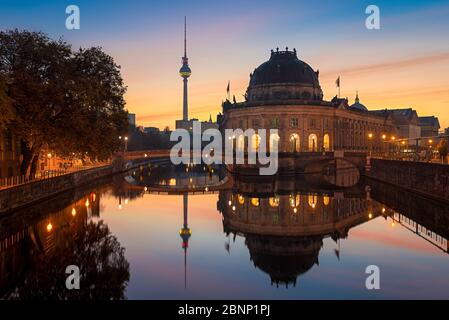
[323,134,330,151]
[323,196,330,206]
[290,134,300,152]
[269,133,280,153]
[308,134,318,152]
[251,198,260,207]
[237,135,245,152]
[251,134,261,152]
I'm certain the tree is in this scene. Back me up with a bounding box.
[0,74,13,129]
[52,47,128,161]
[0,30,129,178]
[437,139,448,163]
[6,220,130,300]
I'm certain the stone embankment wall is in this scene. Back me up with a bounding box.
[366,159,449,202]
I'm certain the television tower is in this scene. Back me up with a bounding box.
[179,16,191,122]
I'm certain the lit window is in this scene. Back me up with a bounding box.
[269,197,280,207]
[251,134,261,152]
[308,134,318,151]
[289,194,300,207]
[323,134,330,151]
[308,194,318,208]
[290,134,300,152]
[269,133,280,153]
[251,198,260,207]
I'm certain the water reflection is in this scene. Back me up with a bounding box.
[0,186,130,299]
[218,175,383,287]
[1,165,449,299]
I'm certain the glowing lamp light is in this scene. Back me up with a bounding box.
[368,133,373,139]
[382,134,387,140]
[293,208,298,214]
[46,223,53,232]
[118,204,122,210]
[382,207,386,213]
[391,221,396,228]
[71,208,76,216]
[228,201,232,206]
[85,199,90,207]
[47,153,52,158]
[368,213,373,219]
[125,199,128,205]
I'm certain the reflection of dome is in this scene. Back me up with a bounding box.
[246,48,323,102]
[349,92,368,111]
[246,235,322,287]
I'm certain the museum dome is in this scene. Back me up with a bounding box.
[349,92,368,112]
[246,48,323,102]
[250,49,319,86]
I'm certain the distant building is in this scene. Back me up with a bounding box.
[128,113,136,127]
[175,116,219,133]
[419,116,440,138]
[369,108,421,146]
[0,128,20,178]
[144,127,160,135]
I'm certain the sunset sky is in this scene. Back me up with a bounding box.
[1,0,449,129]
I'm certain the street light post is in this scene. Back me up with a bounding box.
[368,133,373,157]
[119,136,129,156]
[391,136,396,159]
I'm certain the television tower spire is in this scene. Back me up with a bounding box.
[179,16,191,122]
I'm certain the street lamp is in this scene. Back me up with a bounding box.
[368,133,373,156]
[119,136,129,155]
[391,136,396,159]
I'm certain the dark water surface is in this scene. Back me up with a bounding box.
[1,165,449,299]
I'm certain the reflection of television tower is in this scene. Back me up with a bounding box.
[179,16,191,121]
[179,194,191,288]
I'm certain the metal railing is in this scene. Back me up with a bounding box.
[0,162,111,190]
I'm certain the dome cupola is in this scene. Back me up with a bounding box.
[246,48,323,103]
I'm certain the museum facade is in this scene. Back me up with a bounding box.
[220,48,396,154]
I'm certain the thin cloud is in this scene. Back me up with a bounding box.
[321,51,449,79]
